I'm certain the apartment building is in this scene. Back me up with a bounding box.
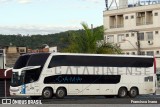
[103,2,160,70]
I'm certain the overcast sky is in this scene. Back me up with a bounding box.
[0,0,152,35]
[0,0,106,35]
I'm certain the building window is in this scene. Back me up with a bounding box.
[126,52,129,55]
[117,34,125,43]
[146,51,154,56]
[131,15,134,19]
[155,12,158,16]
[138,33,144,41]
[19,49,25,53]
[125,16,128,19]
[155,31,159,34]
[146,32,153,40]
[126,34,129,37]
[132,52,135,55]
[157,51,159,54]
[131,33,134,37]
[140,51,145,55]
[107,35,114,43]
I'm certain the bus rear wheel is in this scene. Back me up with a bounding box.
[118,88,127,98]
[42,88,53,99]
[129,87,138,98]
[56,88,66,99]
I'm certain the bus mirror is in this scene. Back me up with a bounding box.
[22,66,41,71]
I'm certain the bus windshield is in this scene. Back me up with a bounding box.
[11,53,50,86]
[13,55,31,69]
[11,72,25,87]
[11,67,41,87]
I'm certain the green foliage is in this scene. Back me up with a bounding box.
[0,24,121,54]
[63,22,121,54]
[63,22,104,53]
[96,43,122,54]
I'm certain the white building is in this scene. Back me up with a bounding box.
[49,46,57,53]
[103,1,160,70]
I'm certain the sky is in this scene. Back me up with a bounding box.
[0,0,106,35]
[0,0,155,35]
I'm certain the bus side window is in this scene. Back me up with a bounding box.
[144,76,153,82]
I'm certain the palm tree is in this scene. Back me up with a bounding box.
[63,22,121,54]
[96,42,122,54]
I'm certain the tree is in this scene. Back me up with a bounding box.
[63,22,103,53]
[96,42,122,54]
[63,22,122,54]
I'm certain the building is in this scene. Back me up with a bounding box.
[28,46,57,53]
[0,49,6,69]
[103,1,160,70]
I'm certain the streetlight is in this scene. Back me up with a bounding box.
[128,30,141,55]
[122,39,137,50]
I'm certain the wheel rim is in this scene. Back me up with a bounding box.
[130,89,137,96]
[58,90,65,98]
[44,90,51,98]
[120,89,126,97]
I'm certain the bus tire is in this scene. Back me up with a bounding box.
[56,88,66,99]
[118,87,127,98]
[129,87,138,98]
[42,88,53,99]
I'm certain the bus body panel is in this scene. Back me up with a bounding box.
[10,53,156,97]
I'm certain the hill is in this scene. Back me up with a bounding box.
[0,26,103,51]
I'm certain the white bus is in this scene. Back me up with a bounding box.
[9,53,157,99]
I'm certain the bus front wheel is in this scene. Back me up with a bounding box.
[56,88,66,99]
[118,87,127,98]
[42,88,53,99]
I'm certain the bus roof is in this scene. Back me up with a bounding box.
[50,53,154,58]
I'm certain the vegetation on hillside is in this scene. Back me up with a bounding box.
[0,23,121,54]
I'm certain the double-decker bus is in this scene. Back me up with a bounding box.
[9,53,156,99]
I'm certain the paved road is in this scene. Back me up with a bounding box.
[40,95,160,104]
[1,95,160,107]
[1,95,160,104]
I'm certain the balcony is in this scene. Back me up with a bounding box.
[136,21,153,26]
[110,25,117,29]
[117,25,124,28]
[136,22,146,26]
[146,21,153,25]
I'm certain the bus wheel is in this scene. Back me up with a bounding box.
[118,87,127,98]
[56,88,66,99]
[42,88,53,99]
[129,87,138,98]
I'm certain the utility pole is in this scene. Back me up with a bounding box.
[129,30,141,55]
[136,32,141,55]
[91,24,93,36]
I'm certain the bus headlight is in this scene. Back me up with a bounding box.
[10,88,19,92]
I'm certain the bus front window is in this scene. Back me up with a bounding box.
[11,72,25,87]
